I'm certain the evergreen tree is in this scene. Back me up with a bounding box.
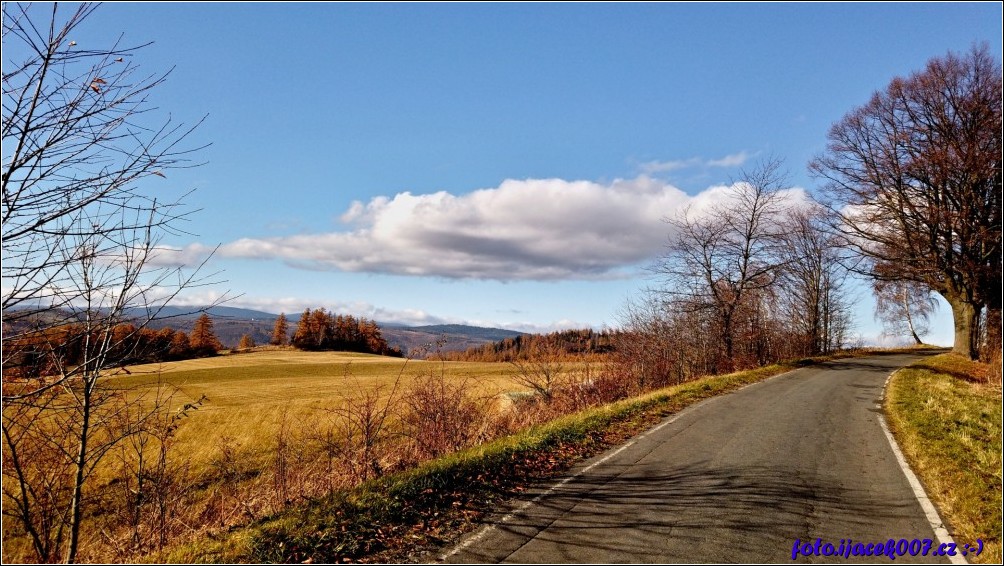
[286,306,397,356]
[308,308,333,349]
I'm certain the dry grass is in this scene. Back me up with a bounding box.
[886,353,1002,563]
[107,351,561,474]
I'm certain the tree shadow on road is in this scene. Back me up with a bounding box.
[448,460,934,563]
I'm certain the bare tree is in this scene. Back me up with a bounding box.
[873,280,938,345]
[810,45,1002,360]
[654,157,791,372]
[778,205,852,355]
[2,3,216,562]
[110,383,203,558]
[613,289,713,389]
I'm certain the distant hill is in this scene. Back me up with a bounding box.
[136,308,525,355]
[126,305,279,321]
[409,324,524,342]
[386,325,526,356]
[7,305,527,355]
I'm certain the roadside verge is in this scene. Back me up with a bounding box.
[883,353,1002,564]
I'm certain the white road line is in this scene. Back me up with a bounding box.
[879,373,967,565]
[439,439,638,560]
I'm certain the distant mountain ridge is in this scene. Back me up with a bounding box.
[8,304,527,355]
[409,324,524,342]
[125,305,280,321]
[130,306,526,355]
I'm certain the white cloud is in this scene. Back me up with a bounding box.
[210,176,692,281]
[637,157,702,174]
[172,174,809,282]
[489,318,597,334]
[147,243,218,268]
[636,151,754,175]
[706,150,754,168]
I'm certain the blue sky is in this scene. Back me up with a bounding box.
[28,2,1002,344]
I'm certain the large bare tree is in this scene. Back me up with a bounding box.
[2,3,215,562]
[810,45,1002,360]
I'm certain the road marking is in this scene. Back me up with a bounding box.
[879,373,967,565]
[439,438,639,561]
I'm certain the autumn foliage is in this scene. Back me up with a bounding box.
[3,322,211,380]
[188,314,223,357]
[270,313,289,346]
[290,308,401,356]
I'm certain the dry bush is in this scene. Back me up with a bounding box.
[487,391,564,438]
[400,372,490,460]
[196,437,268,530]
[310,366,406,484]
[508,343,567,402]
[987,348,1002,389]
[557,362,631,410]
[2,380,210,564]
[266,410,336,509]
[306,424,353,496]
[1,381,166,563]
[1,389,77,563]
[99,387,203,560]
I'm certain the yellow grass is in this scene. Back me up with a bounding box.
[107,350,543,474]
[886,353,1002,563]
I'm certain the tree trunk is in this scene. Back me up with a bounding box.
[983,305,999,363]
[902,292,924,345]
[65,378,94,564]
[983,290,1001,363]
[946,295,980,360]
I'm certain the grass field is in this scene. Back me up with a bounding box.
[108,350,535,473]
[885,353,1002,564]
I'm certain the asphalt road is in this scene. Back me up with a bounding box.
[442,353,954,563]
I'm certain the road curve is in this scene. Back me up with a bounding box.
[442,353,953,563]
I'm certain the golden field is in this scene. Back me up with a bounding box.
[108,349,529,472]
